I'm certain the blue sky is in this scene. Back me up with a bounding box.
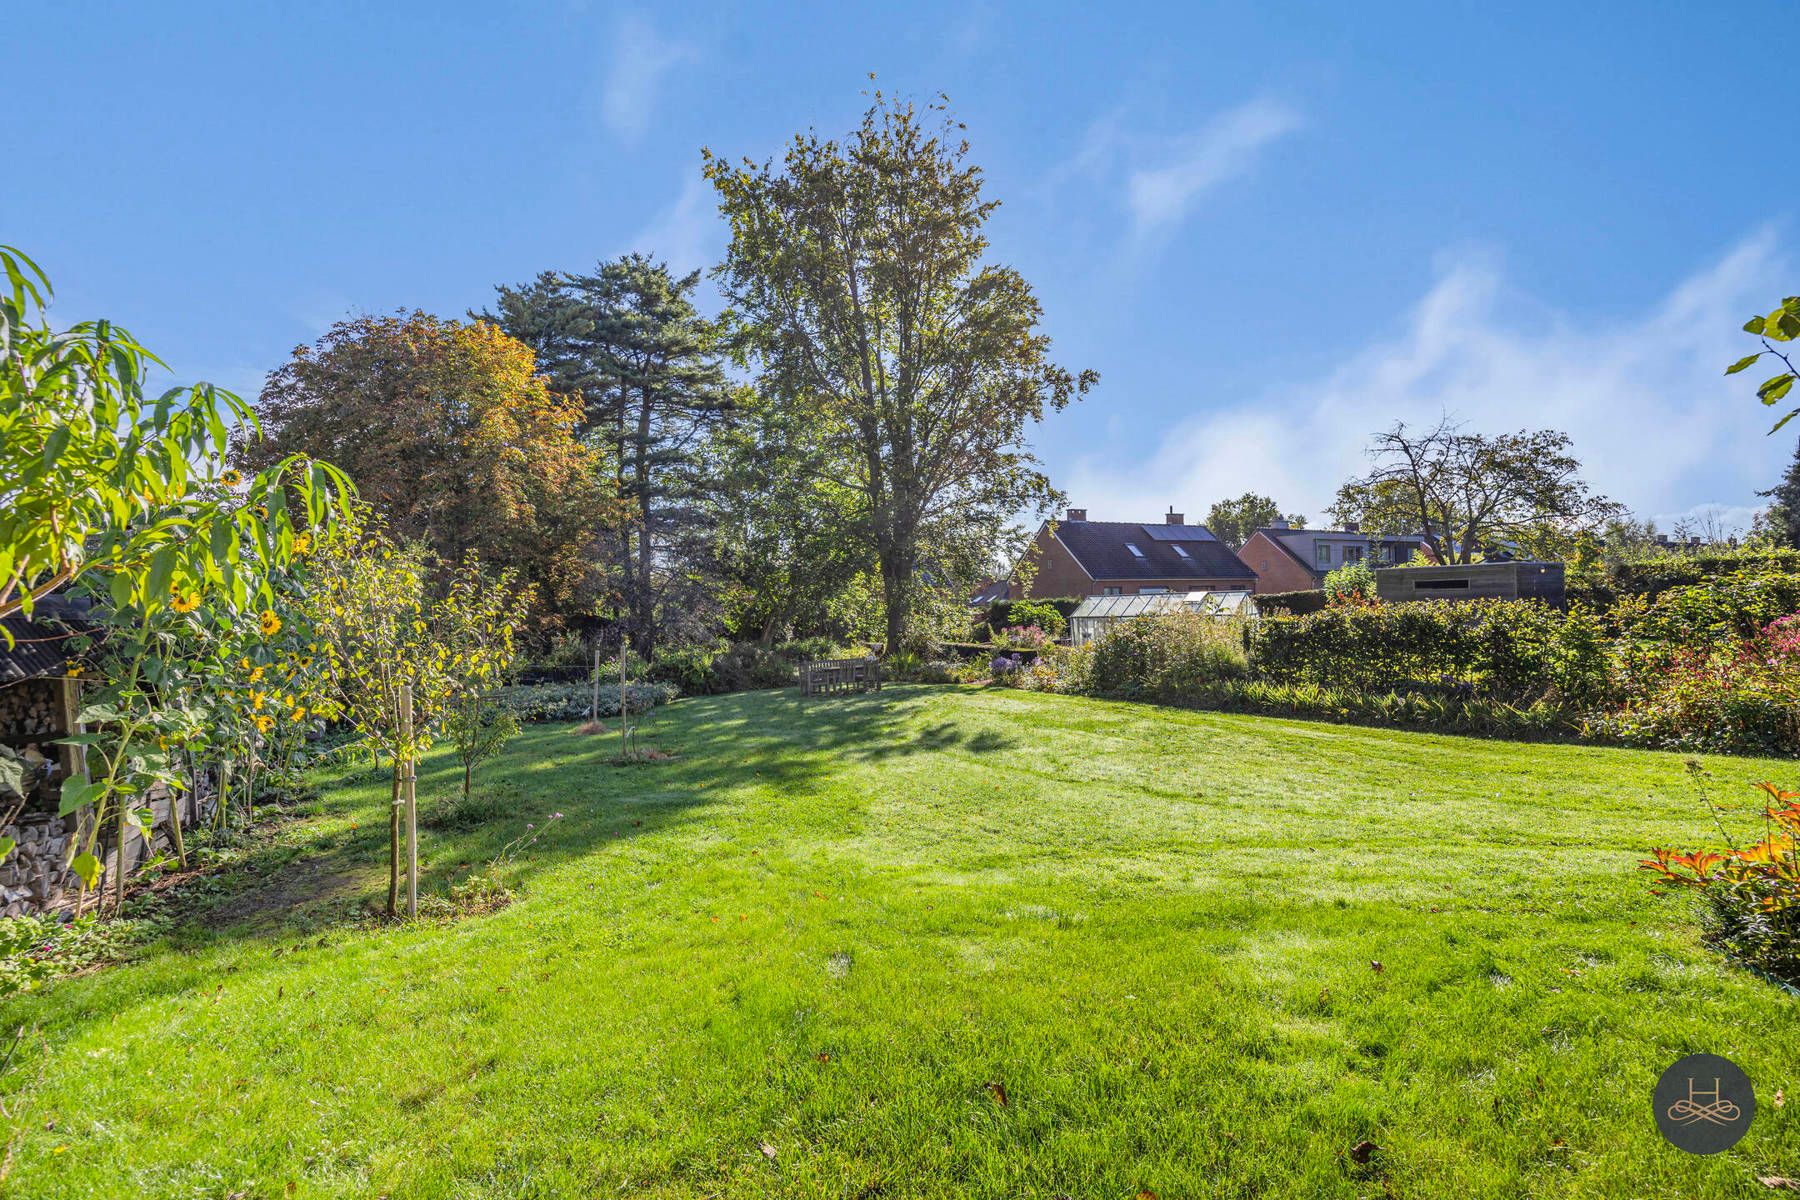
[6,1,1794,532]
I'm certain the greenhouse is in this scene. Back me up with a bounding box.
[1067,589,1258,646]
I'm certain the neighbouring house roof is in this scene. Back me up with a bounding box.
[1249,527,1431,578]
[1054,520,1255,582]
[0,594,94,685]
[968,578,1010,606]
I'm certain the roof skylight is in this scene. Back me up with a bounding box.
[1125,542,1145,557]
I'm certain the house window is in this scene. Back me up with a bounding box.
[1345,545,1363,562]
[1171,545,1191,559]
[1315,542,1332,566]
[1139,587,1168,595]
[1102,586,1121,596]
[1125,542,1145,558]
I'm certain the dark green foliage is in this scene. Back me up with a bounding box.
[1253,589,1327,616]
[984,597,1080,633]
[1610,571,1800,646]
[645,640,859,695]
[1758,438,1800,549]
[493,681,677,723]
[482,255,730,654]
[1250,599,1610,703]
[1204,493,1304,549]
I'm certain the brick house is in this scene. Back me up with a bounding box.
[1006,508,1256,599]
[1238,521,1431,593]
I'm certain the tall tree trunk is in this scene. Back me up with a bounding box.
[880,543,915,657]
[633,383,656,658]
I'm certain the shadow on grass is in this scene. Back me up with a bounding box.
[0,685,1015,1041]
[182,687,1003,936]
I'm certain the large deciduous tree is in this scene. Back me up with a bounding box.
[705,93,1094,652]
[483,256,729,655]
[1204,493,1305,550]
[242,312,608,631]
[703,391,869,643]
[1330,419,1620,564]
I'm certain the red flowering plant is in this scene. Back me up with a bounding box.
[1642,764,1800,983]
[1603,615,1800,754]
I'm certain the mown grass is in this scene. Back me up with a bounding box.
[2,685,1797,1198]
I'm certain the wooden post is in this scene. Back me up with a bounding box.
[591,646,601,722]
[618,638,629,759]
[399,683,417,920]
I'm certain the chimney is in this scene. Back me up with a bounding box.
[1342,520,1360,534]
[1165,507,1184,525]
[1270,518,1290,530]
[1065,507,1087,522]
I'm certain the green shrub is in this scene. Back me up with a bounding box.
[1611,571,1800,648]
[1609,548,1800,600]
[984,597,1079,635]
[1000,600,1067,639]
[1254,589,1326,616]
[494,681,677,723]
[1323,560,1378,604]
[647,640,842,695]
[1082,613,1249,700]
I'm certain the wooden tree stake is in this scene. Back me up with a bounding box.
[400,683,417,920]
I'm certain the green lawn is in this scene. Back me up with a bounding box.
[4,686,1798,1198]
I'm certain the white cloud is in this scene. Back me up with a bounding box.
[628,172,716,275]
[1126,99,1303,236]
[1064,233,1791,533]
[600,13,698,142]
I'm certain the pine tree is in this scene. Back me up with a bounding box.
[1758,437,1800,549]
[483,256,729,655]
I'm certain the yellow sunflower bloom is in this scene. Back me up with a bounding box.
[258,611,282,637]
[220,469,242,487]
[170,588,201,613]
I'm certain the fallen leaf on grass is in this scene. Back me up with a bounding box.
[984,1080,1009,1106]
[1759,1178,1800,1192]
[1776,1088,1786,1108]
[1369,961,1384,974]
[1349,1140,1378,1164]
[759,1142,778,1161]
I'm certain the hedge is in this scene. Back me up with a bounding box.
[1254,589,1327,616]
[1608,548,1800,600]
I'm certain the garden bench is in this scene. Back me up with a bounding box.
[799,656,882,697]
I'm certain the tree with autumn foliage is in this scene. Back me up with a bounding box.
[240,312,613,633]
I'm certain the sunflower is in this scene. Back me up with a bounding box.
[254,714,274,734]
[292,532,312,555]
[170,588,201,613]
[258,611,282,637]
[220,469,242,487]
[251,690,266,711]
